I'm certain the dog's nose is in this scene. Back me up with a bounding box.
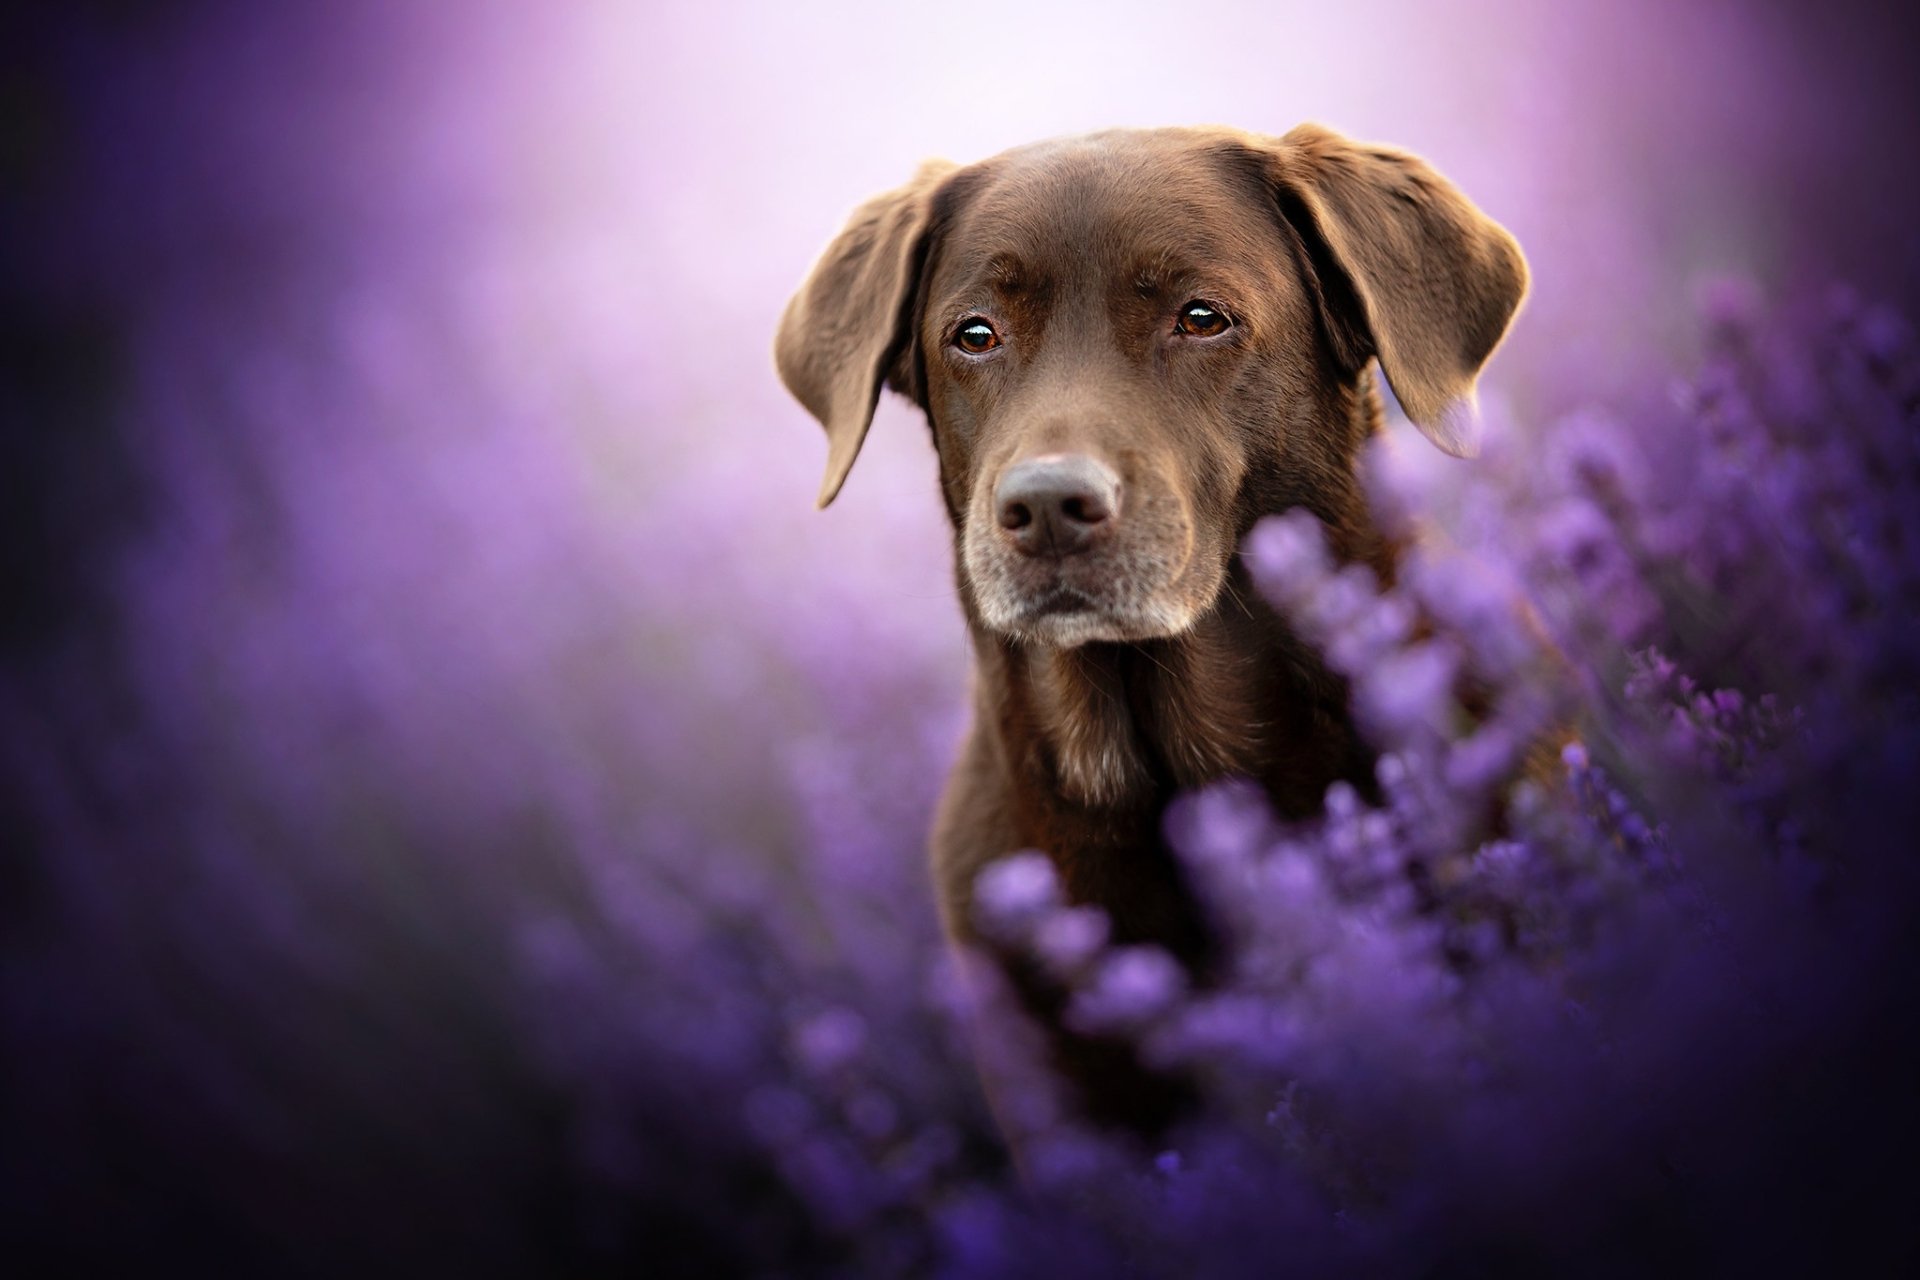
[995,454,1122,558]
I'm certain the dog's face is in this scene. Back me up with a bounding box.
[923,135,1334,645]
[777,126,1526,648]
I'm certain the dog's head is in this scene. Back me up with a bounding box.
[776,125,1526,647]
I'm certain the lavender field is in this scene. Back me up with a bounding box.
[4,2,1919,1274]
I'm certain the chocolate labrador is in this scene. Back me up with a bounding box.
[776,124,1526,1132]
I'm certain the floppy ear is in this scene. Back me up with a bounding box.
[1262,124,1528,456]
[775,159,957,508]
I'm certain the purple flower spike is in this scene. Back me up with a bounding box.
[972,851,1062,943]
[1067,947,1188,1036]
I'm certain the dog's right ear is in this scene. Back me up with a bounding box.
[776,159,957,509]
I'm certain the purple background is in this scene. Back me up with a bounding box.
[4,1,1919,1273]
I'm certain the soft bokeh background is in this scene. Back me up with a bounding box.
[4,0,1918,1273]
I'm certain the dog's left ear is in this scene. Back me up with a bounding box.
[776,159,958,508]
[1258,124,1528,456]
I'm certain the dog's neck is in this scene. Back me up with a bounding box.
[1004,618,1256,808]
[980,559,1373,817]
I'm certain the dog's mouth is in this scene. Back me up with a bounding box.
[1020,585,1099,617]
[992,578,1201,647]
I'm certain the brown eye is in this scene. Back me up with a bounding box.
[1175,302,1231,337]
[954,319,1000,354]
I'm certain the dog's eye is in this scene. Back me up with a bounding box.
[954,319,1000,354]
[1175,302,1231,338]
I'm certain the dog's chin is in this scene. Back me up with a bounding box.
[987,591,1199,648]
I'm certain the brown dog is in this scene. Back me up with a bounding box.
[776,124,1526,1132]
